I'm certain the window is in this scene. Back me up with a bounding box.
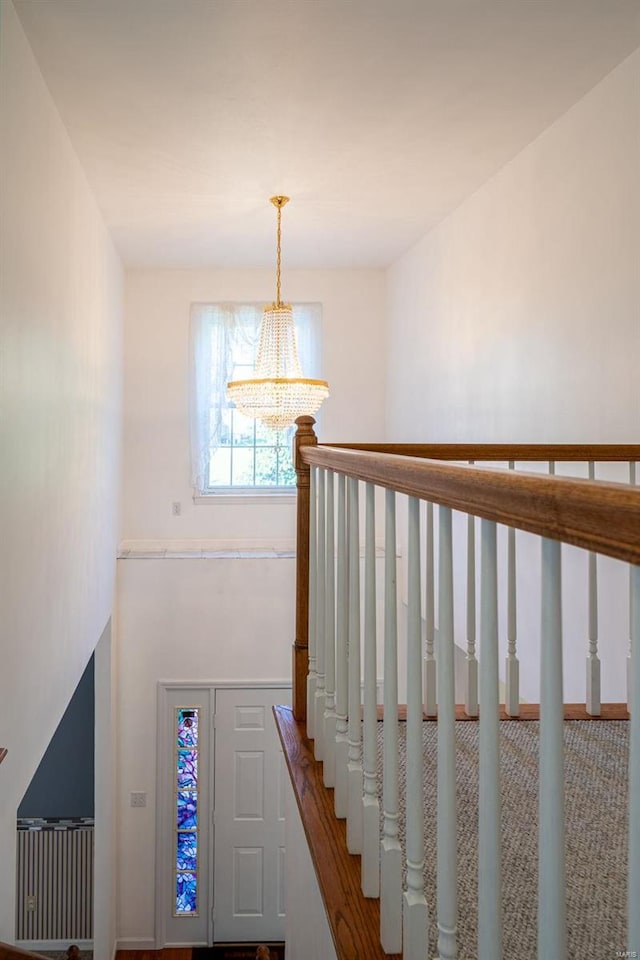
[190,302,322,494]
[175,707,199,915]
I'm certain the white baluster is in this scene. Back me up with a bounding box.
[362,482,380,897]
[479,519,502,959]
[586,462,601,716]
[347,477,363,854]
[505,461,520,717]
[314,468,326,759]
[424,500,437,717]
[307,466,317,737]
[538,537,566,959]
[380,489,402,954]
[323,470,337,787]
[628,462,637,713]
[465,500,478,717]
[403,497,429,959]
[628,564,640,953]
[334,473,349,818]
[436,506,458,960]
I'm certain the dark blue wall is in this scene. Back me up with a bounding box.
[18,655,94,818]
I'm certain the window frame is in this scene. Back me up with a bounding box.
[189,301,322,499]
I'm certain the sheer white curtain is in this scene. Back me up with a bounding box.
[189,302,322,493]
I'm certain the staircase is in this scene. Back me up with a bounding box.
[277,423,640,960]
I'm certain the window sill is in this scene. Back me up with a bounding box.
[194,491,296,505]
[118,538,296,559]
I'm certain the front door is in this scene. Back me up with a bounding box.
[212,686,291,943]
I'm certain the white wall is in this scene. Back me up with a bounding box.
[285,785,338,960]
[115,556,295,945]
[387,50,639,444]
[386,51,640,701]
[0,0,123,939]
[123,267,387,542]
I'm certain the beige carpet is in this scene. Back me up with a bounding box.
[378,719,629,960]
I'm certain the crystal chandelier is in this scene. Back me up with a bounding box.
[226,196,329,430]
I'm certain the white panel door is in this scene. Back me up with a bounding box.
[213,686,291,943]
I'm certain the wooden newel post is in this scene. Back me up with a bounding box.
[293,415,318,721]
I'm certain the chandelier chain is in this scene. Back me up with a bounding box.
[276,203,282,307]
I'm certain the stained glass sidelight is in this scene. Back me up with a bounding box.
[177,750,198,788]
[176,791,198,829]
[177,709,199,747]
[176,873,197,913]
[174,708,199,915]
[176,832,198,870]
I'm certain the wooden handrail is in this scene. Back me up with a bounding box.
[0,944,49,960]
[325,443,640,461]
[301,446,640,565]
[0,748,7,764]
[291,439,639,718]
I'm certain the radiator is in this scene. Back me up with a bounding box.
[16,824,94,941]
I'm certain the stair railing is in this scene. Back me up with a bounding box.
[291,418,640,960]
[0,944,49,960]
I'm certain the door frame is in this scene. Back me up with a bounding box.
[154,680,291,948]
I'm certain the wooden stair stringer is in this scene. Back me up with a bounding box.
[273,705,401,960]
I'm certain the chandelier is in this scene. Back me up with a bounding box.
[226,196,329,430]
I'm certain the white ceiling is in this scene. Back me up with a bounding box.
[14,0,640,269]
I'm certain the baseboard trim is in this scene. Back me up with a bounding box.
[114,940,156,951]
[18,941,93,952]
[162,943,207,950]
